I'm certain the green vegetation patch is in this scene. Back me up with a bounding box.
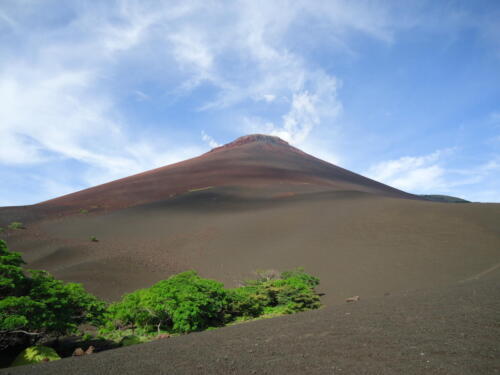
[0,240,106,347]
[11,346,60,366]
[1,239,321,366]
[103,267,321,336]
[7,222,25,230]
[120,335,148,347]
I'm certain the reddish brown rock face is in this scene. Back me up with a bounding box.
[209,134,291,151]
[33,134,415,215]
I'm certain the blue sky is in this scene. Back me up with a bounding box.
[1,0,499,205]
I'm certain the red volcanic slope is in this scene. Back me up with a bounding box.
[38,134,416,211]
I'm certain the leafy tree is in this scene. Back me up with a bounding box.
[105,289,151,332]
[1,241,27,298]
[0,240,24,268]
[0,240,105,349]
[106,271,229,334]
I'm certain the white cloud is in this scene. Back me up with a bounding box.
[133,90,150,101]
[1,0,382,181]
[201,131,220,149]
[261,94,276,103]
[367,151,449,192]
[0,1,209,195]
[367,150,500,200]
[0,61,203,189]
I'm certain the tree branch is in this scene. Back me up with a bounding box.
[1,330,41,336]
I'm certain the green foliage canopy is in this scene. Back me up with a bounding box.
[0,240,105,339]
[105,271,229,333]
[1,238,321,347]
[106,267,322,335]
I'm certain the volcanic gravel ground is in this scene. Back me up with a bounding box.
[3,189,499,304]
[3,277,499,375]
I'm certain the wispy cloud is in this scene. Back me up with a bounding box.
[367,150,500,200]
[0,0,389,172]
[201,131,220,149]
[366,150,450,192]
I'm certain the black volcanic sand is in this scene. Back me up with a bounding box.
[3,277,499,375]
[3,187,499,305]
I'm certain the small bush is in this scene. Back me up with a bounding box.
[226,287,266,318]
[79,209,89,214]
[11,346,60,366]
[240,268,321,313]
[8,222,24,230]
[120,335,146,347]
[265,277,321,312]
[105,271,229,334]
[281,267,320,288]
[90,236,98,242]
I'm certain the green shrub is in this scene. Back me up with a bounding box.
[1,242,322,362]
[281,267,320,288]
[79,209,89,214]
[240,268,321,313]
[264,277,321,312]
[1,240,27,297]
[120,335,146,346]
[104,289,150,332]
[106,271,229,334]
[2,238,322,350]
[90,236,98,242]
[11,346,60,366]
[105,268,322,336]
[0,240,106,344]
[8,222,24,230]
[226,286,266,318]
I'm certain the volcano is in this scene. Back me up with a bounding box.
[1,133,498,303]
[35,134,416,214]
[2,134,500,374]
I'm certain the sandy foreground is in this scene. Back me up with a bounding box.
[2,277,499,375]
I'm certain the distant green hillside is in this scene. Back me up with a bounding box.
[420,195,470,203]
